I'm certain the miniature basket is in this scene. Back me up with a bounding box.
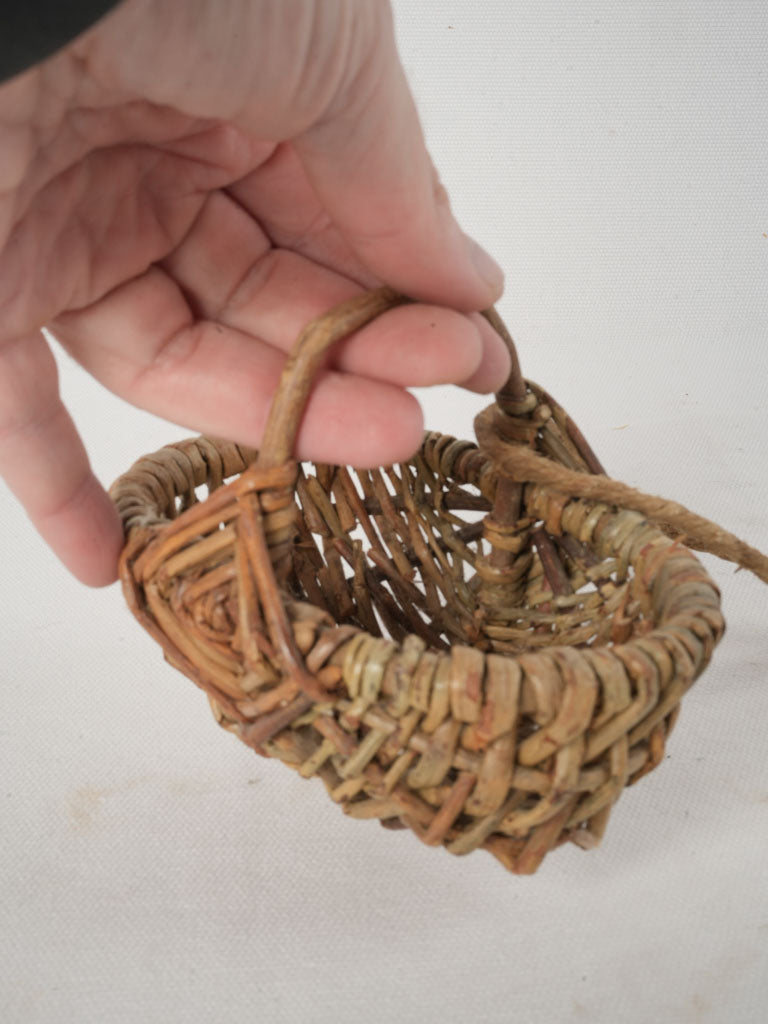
[111,288,766,873]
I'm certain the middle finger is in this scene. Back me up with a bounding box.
[163,188,510,390]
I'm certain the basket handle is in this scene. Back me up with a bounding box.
[482,306,527,405]
[257,288,406,469]
[256,287,526,470]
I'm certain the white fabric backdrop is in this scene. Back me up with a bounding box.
[2,2,767,1021]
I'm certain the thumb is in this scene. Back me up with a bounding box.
[294,2,504,311]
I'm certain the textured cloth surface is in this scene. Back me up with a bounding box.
[2,2,767,1022]
[0,1,118,82]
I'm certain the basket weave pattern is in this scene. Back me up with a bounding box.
[113,290,724,873]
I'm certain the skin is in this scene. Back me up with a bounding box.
[0,0,508,587]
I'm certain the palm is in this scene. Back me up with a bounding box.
[7,115,249,321]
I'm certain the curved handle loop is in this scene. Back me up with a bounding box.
[256,286,527,470]
[482,305,527,405]
[257,288,408,469]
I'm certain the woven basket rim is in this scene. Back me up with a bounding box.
[112,429,722,654]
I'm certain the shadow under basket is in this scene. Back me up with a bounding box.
[111,289,747,875]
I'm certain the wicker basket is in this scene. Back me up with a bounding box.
[112,288,753,874]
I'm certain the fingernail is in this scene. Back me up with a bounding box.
[467,238,505,300]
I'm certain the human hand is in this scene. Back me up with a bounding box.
[0,0,508,587]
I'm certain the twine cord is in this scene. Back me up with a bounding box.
[475,407,768,586]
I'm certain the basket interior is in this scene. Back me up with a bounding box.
[175,431,659,657]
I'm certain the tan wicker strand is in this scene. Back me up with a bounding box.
[111,288,764,874]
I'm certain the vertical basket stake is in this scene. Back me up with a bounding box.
[481,306,529,569]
